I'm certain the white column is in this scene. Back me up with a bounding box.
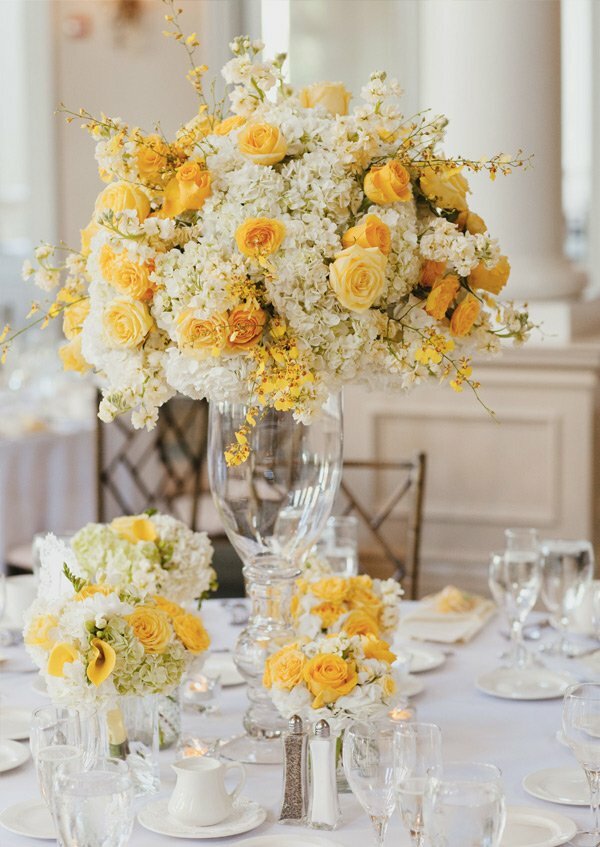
[418,0,585,303]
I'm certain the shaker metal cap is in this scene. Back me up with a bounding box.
[288,715,303,733]
[314,719,330,738]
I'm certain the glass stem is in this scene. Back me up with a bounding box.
[370,815,388,846]
[510,619,525,666]
[584,767,600,835]
[410,828,424,847]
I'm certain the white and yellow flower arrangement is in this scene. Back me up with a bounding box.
[6,2,532,464]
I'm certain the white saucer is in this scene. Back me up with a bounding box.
[501,805,577,847]
[0,707,32,740]
[204,652,245,687]
[399,675,425,697]
[0,800,55,839]
[240,837,344,847]
[397,641,446,674]
[476,668,574,700]
[523,767,590,806]
[0,739,30,773]
[137,795,266,838]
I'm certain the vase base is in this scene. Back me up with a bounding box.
[219,733,283,765]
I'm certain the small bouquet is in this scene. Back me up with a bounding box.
[24,565,210,709]
[291,574,402,641]
[71,511,216,605]
[263,632,398,732]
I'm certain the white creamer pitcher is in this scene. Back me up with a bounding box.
[168,756,246,827]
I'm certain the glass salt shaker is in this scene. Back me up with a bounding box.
[308,719,341,830]
[279,714,309,824]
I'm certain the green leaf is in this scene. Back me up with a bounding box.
[63,563,87,594]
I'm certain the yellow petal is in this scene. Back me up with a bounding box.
[47,642,78,677]
[86,637,116,687]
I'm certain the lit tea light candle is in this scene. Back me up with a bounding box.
[388,704,417,723]
[177,735,220,759]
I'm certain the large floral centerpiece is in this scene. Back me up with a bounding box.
[71,511,216,604]
[9,3,531,464]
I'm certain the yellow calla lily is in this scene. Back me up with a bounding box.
[87,638,116,687]
[47,642,78,677]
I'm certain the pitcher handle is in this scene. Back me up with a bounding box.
[223,761,246,802]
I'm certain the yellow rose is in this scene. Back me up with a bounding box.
[364,160,412,205]
[80,220,99,256]
[110,256,155,301]
[235,217,286,258]
[420,260,447,288]
[153,596,185,618]
[450,294,481,337]
[456,210,487,235]
[103,298,154,349]
[62,298,90,340]
[172,613,211,654]
[424,275,460,321]
[329,244,387,312]
[110,515,157,543]
[87,638,116,687]
[237,123,288,166]
[225,306,267,351]
[59,336,91,375]
[361,634,396,664]
[342,610,381,638]
[74,584,115,601]
[313,601,346,629]
[347,577,383,618]
[468,255,511,295]
[310,577,350,605]
[161,160,212,217]
[302,653,358,708]
[128,606,172,654]
[95,181,151,223]
[136,134,169,181]
[177,310,228,357]
[419,165,469,211]
[213,115,246,136]
[263,645,306,690]
[299,82,351,116]
[47,642,78,677]
[98,245,118,283]
[342,214,391,255]
[25,615,58,651]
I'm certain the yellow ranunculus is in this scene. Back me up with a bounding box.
[450,294,481,337]
[172,613,210,654]
[59,336,91,374]
[87,637,116,687]
[342,610,381,638]
[312,601,346,629]
[95,181,151,223]
[102,298,154,349]
[468,255,511,295]
[62,298,90,340]
[342,214,391,255]
[25,615,58,651]
[299,82,351,116]
[310,577,350,606]
[235,217,286,258]
[213,115,246,136]
[263,645,306,690]
[329,244,387,313]
[80,220,99,256]
[419,165,469,212]
[47,642,78,677]
[237,123,288,166]
[109,256,155,302]
[420,260,447,288]
[74,584,114,601]
[225,306,267,351]
[361,634,396,664]
[110,515,157,543]
[424,275,460,321]
[302,653,358,708]
[456,210,487,235]
[127,606,172,654]
[136,134,169,181]
[177,310,228,357]
[364,160,412,205]
[161,160,212,217]
[153,596,185,618]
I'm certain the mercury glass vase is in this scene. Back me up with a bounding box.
[208,395,343,764]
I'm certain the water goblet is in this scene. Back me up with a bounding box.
[562,683,600,847]
[424,761,506,847]
[393,721,443,847]
[489,549,541,668]
[540,540,594,656]
[343,721,397,846]
[52,756,134,847]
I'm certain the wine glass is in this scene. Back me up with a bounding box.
[393,722,443,847]
[343,722,396,846]
[562,683,600,846]
[540,540,594,656]
[424,761,506,847]
[489,549,541,668]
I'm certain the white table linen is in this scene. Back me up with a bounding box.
[0,600,593,846]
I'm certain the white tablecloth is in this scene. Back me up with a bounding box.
[0,601,594,846]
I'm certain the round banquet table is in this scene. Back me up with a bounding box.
[0,600,594,846]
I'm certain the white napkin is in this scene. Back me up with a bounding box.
[397,594,496,643]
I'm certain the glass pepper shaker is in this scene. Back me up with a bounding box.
[308,719,341,830]
[279,714,308,824]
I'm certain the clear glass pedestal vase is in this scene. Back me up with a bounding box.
[158,689,181,750]
[105,694,160,796]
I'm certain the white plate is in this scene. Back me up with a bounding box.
[0,739,30,773]
[0,800,55,839]
[501,805,577,847]
[476,668,574,700]
[0,706,32,740]
[240,837,344,847]
[399,674,425,697]
[396,641,446,674]
[138,795,266,838]
[523,767,590,806]
[204,652,245,687]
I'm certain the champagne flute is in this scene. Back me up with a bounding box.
[540,540,594,656]
[489,549,541,668]
[424,761,506,847]
[343,722,396,846]
[393,722,442,847]
[562,683,600,846]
